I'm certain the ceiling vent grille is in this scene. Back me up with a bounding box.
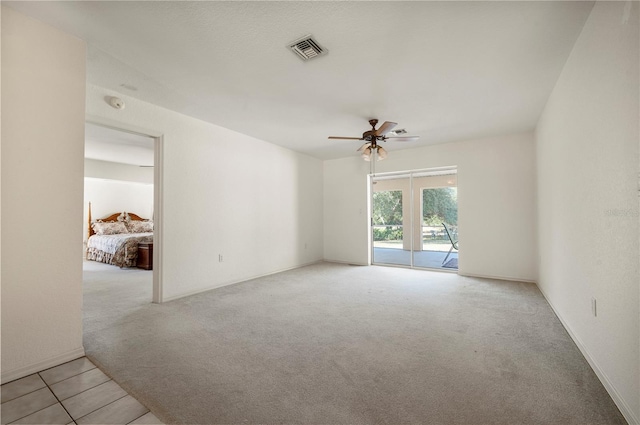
[288,35,327,61]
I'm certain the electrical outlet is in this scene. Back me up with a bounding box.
[591,298,597,317]
[219,254,223,262]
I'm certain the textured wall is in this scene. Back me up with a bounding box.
[535,1,639,421]
[324,132,537,282]
[86,84,324,301]
[1,6,86,381]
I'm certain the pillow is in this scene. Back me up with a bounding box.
[116,212,131,224]
[92,221,129,235]
[127,220,153,233]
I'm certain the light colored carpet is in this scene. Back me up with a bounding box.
[83,261,625,424]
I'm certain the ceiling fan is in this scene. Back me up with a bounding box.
[328,119,419,161]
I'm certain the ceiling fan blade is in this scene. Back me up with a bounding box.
[386,136,420,142]
[328,136,362,140]
[357,142,372,152]
[388,129,407,136]
[375,121,397,136]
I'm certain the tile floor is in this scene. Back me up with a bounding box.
[1,357,162,425]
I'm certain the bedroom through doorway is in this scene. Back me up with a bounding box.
[83,122,160,313]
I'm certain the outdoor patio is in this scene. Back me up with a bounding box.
[373,244,458,270]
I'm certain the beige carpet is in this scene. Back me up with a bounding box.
[83,261,625,424]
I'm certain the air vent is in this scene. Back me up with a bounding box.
[288,35,327,61]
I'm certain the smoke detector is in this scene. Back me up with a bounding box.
[288,35,327,61]
[107,96,125,110]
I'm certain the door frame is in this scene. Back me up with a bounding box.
[85,115,165,303]
[370,166,458,271]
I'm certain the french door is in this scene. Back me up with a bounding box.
[371,168,458,270]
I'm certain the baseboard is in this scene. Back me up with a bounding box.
[162,260,324,303]
[1,346,86,384]
[323,261,538,282]
[323,259,369,266]
[536,285,639,425]
[458,271,536,284]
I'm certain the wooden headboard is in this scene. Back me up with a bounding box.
[87,202,149,239]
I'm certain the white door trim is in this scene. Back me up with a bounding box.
[84,115,165,304]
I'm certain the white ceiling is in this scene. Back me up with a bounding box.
[85,123,154,167]
[8,1,595,160]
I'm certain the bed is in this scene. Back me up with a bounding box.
[86,203,153,268]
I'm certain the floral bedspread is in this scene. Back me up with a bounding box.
[86,232,153,268]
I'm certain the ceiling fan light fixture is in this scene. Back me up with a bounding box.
[357,142,370,152]
[362,146,372,161]
[327,118,419,163]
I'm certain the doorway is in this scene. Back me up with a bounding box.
[371,168,458,270]
[83,122,163,303]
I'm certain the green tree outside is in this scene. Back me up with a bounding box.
[372,187,458,242]
[372,190,403,241]
[423,187,457,226]
[372,190,403,225]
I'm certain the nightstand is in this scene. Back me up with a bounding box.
[137,242,153,270]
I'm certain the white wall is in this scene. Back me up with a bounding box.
[324,157,372,265]
[535,1,639,422]
[86,84,324,301]
[83,178,154,240]
[83,159,155,241]
[325,132,537,282]
[1,6,86,382]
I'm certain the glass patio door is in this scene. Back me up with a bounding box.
[371,174,411,266]
[414,185,458,269]
[371,169,458,271]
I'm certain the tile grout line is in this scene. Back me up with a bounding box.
[1,383,47,405]
[42,364,97,388]
[73,393,130,423]
[48,376,131,423]
[47,370,112,403]
[126,411,151,425]
[54,365,153,423]
[3,362,154,425]
[83,359,158,423]
[36,371,77,424]
[2,360,93,423]
[4,395,58,424]
[4,366,105,424]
